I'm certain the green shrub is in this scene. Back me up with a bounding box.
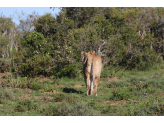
[111,88,133,101]
[29,82,43,90]
[56,63,81,78]
[142,79,164,89]
[24,32,48,57]
[101,105,112,114]
[129,77,141,85]
[129,106,160,116]
[17,54,51,77]
[106,80,130,88]
[40,104,61,116]
[101,66,111,78]
[88,100,96,107]
[13,31,52,77]
[14,99,37,112]
[52,93,66,102]
[127,86,137,92]
[59,101,100,116]
[0,60,10,73]
[17,77,29,88]
[0,89,13,100]
[0,99,5,104]
[42,86,55,92]
[151,73,162,79]
[0,76,30,88]
[64,95,78,104]
[146,87,155,94]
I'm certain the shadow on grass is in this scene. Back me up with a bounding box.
[63,87,84,94]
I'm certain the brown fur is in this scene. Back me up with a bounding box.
[81,51,102,96]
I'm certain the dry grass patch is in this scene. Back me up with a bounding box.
[9,88,32,94]
[102,100,126,106]
[99,77,120,83]
[0,72,11,78]
[9,87,23,90]
[38,78,51,83]
[43,90,57,95]
[13,93,42,100]
[74,84,84,88]
[58,84,65,88]
[103,99,139,107]
[41,96,53,101]
[108,77,120,82]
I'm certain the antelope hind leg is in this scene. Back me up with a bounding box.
[86,74,91,95]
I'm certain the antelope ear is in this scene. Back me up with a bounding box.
[81,51,84,55]
[90,51,95,55]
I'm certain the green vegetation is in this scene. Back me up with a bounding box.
[14,99,38,112]
[52,93,66,102]
[1,7,164,78]
[1,7,164,116]
[0,68,164,116]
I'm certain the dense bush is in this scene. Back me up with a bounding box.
[2,7,164,78]
[13,32,51,77]
[0,60,10,73]
[101,65,111,78]
[23,31,49,57]
[14,52,51,77]
[55,63,82,78]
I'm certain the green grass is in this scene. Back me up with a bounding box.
[1,67,164,115]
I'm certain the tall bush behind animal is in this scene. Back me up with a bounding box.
[8,7,164,77]
[13,32,51,77]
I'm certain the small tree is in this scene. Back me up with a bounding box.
[14,32,51,77]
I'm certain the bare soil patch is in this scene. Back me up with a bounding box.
[103,99,138,106]
[103,100,128,106]
[59,84,65,88]
[43,90,57,95]
[108,77,120,82]
[74,84,84,88]
[8,88,31,93]
[100,81,103,83]
[100,77,120,83]
[14,93,46,101]
[41,96,53,101]
[0,72,11,78]
[38,77,50,83]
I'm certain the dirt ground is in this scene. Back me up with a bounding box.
[108,76,120,82]
[0,72,11,78]
[74,84,84,88]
